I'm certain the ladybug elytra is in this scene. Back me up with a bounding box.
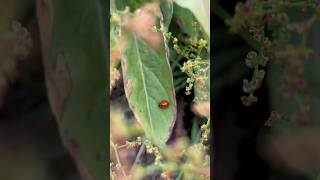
[159,100,169,109]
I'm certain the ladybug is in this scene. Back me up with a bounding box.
[159,100,169,109]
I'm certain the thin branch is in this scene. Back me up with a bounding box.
[111,140,128,179]
[130,144,146,174]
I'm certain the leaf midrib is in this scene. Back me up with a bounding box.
[133,34,154,132]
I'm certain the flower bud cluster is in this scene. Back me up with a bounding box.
[227,0,318,107]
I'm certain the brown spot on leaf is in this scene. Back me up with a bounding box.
[62,137,94,180]
[46,51,72,123]
[110,36,127,68]
[37,0,72,123]
[124,78,132,98]
[36,0,53,54]
[68,139,79,150]
[63,138,80,155]
[121,56,127,74]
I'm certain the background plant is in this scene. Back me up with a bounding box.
[214,0,320,179]
[224,0,319,109]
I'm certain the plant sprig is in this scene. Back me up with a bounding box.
[225,0,320,107]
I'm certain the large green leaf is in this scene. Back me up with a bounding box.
[121,33,177,147]
[37,0,108,179]
[174,0,210,37]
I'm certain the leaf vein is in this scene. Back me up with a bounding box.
[133,34,154,132]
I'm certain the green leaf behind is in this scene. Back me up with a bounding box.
[174,0,210,37]
[160,0,174,31]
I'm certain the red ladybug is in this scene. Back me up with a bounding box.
[159,100,169,109]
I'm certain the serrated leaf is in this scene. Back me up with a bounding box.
[121,33,177,147]
[174,0,210,37]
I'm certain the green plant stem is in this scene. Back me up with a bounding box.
[176,170,184,180]
[206,117,211,126]
[171,58,182,68]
